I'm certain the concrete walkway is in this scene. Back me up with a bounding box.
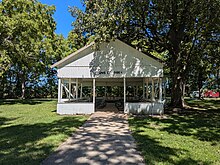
[41,112,145,165]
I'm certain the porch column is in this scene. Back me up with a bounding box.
[133,86,135,96]
[58,78,61,103]
[124,77,126,113]
[80,82,83,99]
[105,86,107,98]
[76,78,78,99]
[146,78,149,99]
[68,78,71,100]
[136,85,138,96]
[151,78,155,101]
[159,77,163,102]
[93,78,96,104]
[143,78,145,99]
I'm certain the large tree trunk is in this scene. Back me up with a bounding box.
[169,48,186,108]
[168,22,187,108]
[171,73,185,108]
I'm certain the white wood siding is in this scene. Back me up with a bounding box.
[57,40,163,78]
[124,102,164,115]
[57,103,94,114]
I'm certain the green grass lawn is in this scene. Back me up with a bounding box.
[129,98,220,165]
[0,99,88,165]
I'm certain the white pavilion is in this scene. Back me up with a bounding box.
[51,39,164,115]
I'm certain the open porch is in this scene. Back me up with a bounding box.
[57,77,164,115]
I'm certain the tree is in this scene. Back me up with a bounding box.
[187,31,220,98]
[70,0,220,108]
[67,30,87,51]
[0,0,56,98]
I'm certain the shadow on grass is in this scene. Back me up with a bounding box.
[0,99,55,105]
[129,116,214,165]
[163,109,220,142]
[130,129,182,164]
[129,99,220,164]
[0,116,86,165]
[186,98,220,110]
[175,158,211,165]
[160,99,220,143]
[51,109,57,113]
[142,108,220,144]
[0,117,18,125]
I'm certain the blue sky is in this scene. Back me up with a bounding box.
[39,0,84,38]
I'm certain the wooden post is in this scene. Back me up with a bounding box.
[76,78,78,99]
[80,82,83,99]
[164,77,168,100]
[159,78,163,102]
[93,78,96,104]
[143,78,145,99]
[68,78,71,100]
[155,77,159,100]
[136,85,138,97]
[61,79,63,101]
[146,78,149,99]
[151,78,155,101]
[133,86,135,97]
[124,77,126,112]
[58,78,61,103]
[105,86,107,98]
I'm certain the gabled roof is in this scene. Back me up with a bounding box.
[117,39,164,64]
[51,41,94,68]
[51,39,163,68]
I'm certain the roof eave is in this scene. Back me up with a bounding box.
[116,39,164,66]
[51,41,95,68]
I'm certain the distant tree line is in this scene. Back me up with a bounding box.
[0,0,219,109]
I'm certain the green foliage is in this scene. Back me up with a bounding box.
[0,0,56,70]
[0,0,57,98]
[0,0,84,99]
[67,30,86,52]
[0,50,10,76]
[187,39,220,93]
[70,0,220,107]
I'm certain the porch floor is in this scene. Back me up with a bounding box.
[96,103,119,113]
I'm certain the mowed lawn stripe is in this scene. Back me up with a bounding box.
[0,99,88,165]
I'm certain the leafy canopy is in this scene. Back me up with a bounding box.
[0,0,56,76]
[70,0,220,107]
